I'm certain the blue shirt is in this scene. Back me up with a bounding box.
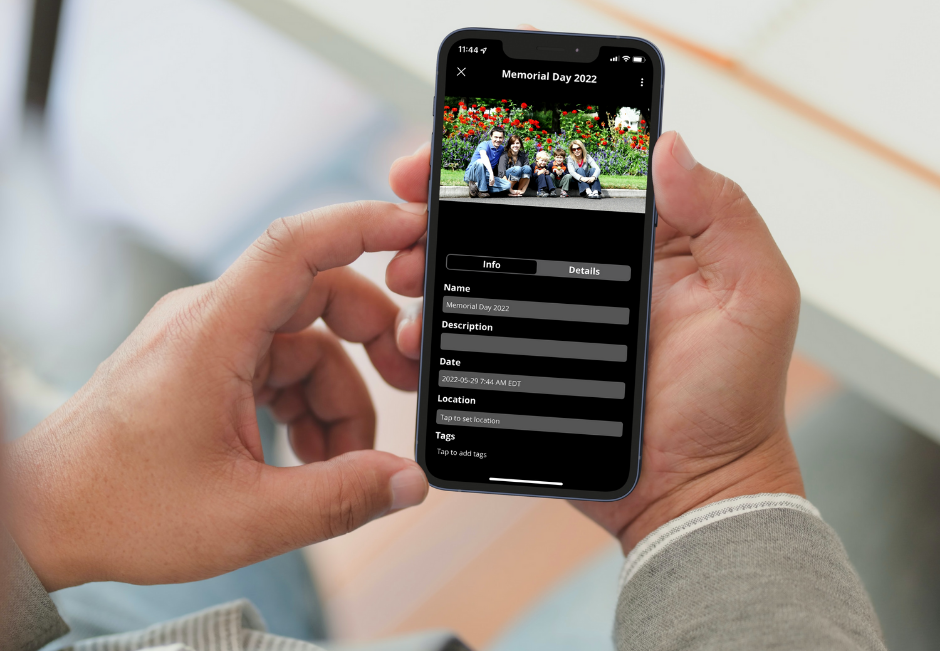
[471,140,504,168]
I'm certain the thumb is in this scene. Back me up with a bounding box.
[653,131,790,292]
[257,451,428,548]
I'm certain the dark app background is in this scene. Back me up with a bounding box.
[420,36,656,496]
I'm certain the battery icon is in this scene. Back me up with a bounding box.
[633,56,644,63]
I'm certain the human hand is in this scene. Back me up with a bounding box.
[489,173,495,186]
[4,200,431,591]
[387,133,804,553]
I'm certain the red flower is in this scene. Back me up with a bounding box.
[472,104,477,108]
[520,102,527,108]
[528,126,534,131]
[572,110,577,114]
[601,140,608,145]
[547,138,553,144]
[594,115,600,121]
[525,137,530,141]
[640,119,646,124]
[501,99,507,103]
[619,129,625,134]
[452,108,458,113]
[468,129,475,135]
[542,130,547,134]
[513,119,521,126]
[562,111,568,115]
[443,105,450,109]
[586,106,593,110]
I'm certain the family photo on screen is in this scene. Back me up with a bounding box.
[440,98,649,199]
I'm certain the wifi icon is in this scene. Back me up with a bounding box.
[622,55,630,62]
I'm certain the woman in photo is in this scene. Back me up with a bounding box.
[497,135,532,197]
[566,139,603,199]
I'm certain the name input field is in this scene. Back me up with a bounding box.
[440,333,628,362]
[443,296,629,325]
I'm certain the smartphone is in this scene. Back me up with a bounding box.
[416,28,663,501]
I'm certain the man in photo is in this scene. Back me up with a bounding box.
[464,126,510,198]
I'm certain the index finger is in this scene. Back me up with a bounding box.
[215,200,428,352]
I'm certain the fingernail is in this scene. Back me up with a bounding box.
[671,132,697,171]
[390,465,428,510]
[415,141,430,154]
[400,202,428,215]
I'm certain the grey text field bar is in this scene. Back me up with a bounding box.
[436,409,623,437]
[438,370,625,399]
[440,333,628,362]
[442,296,629,325]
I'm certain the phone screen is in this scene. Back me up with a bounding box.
[417,31,662,500]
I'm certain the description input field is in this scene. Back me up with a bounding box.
[440,333,628,362]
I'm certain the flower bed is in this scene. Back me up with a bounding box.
[440,98,650,177]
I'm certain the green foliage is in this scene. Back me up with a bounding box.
[441,97,650,175]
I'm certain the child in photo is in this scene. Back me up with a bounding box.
[533,150,558,198]
[551,147,572,197]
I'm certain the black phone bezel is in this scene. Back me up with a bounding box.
[415,28,664,502]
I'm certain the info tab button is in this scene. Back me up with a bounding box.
[446,254,537,275]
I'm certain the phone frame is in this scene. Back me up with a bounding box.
[415,27,664,501]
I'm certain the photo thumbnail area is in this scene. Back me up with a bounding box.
[440,97,649,212]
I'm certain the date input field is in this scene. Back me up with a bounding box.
[438,370,625,399]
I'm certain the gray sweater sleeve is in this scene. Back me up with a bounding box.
[1,530,70,651]
[614,495,885,651]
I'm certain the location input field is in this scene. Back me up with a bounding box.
[443,296,629,325]
[441,333,628,362]
[436,409,623,437]
[439,370,625,399]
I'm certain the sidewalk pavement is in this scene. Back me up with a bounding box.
[439,185,646,199]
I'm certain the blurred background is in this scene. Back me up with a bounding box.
[2,1,939,650]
